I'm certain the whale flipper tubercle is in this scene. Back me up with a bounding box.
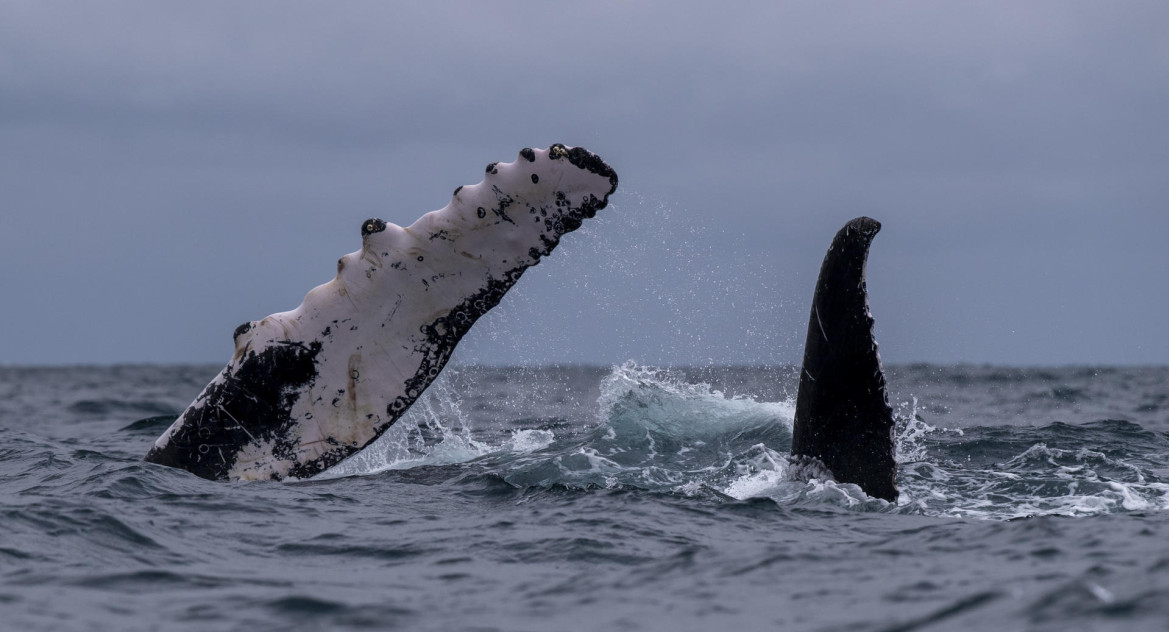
[791,217,898,501]
[145,145,617,481]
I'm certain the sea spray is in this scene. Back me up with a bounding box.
[317,363,1169,519]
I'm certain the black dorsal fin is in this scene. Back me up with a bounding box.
[791,217,898,501]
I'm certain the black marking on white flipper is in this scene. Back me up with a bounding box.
[790,217,898,502]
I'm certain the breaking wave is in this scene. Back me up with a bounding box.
[322,362,1169,520]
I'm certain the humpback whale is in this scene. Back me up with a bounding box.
[145,145,617,481]
[790,217,899,501]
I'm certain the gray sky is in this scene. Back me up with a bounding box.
[2,1,1167,366]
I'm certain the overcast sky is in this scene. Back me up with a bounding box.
[2,2,1167,366]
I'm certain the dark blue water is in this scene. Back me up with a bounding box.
[2,363,1168,631]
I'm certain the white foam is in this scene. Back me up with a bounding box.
[316,373,492,478]
[597,361,793,440]
[507,429,555,454]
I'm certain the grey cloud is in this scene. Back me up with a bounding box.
[2,1,1167,365]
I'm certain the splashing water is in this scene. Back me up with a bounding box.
[320,362,1169,521]
[321,371,494,478]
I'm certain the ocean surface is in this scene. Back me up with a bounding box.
[2,362,1168,631]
